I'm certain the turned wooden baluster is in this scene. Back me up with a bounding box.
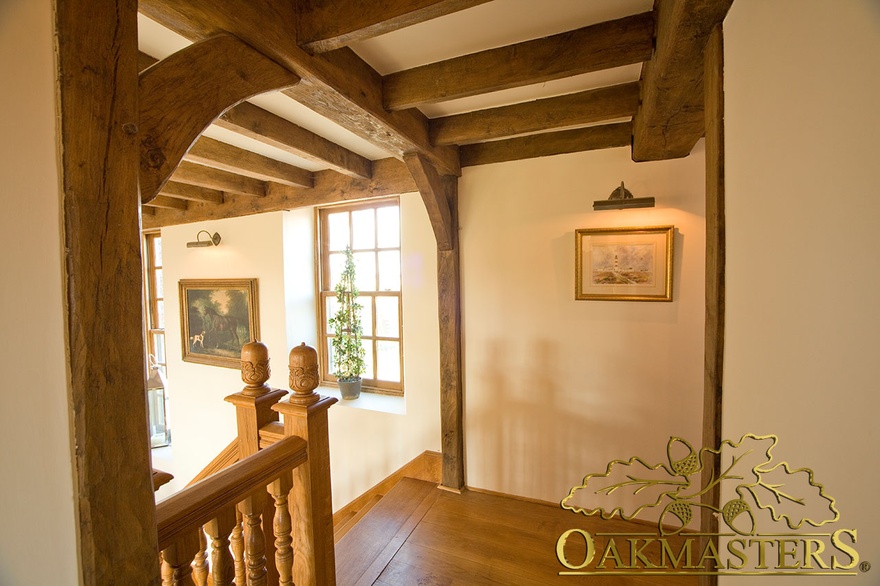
[205,507,237,586]
[269,472,295,585]
[160,553,173,586]
[240,491,268,586]
[162,531,201,586]
[192,529,209,586]
[231,510,246,586]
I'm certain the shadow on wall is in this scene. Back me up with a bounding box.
[468,336,681,512]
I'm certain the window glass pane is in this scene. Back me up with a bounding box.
[326,338,335,375]
[153,333,166,365]
[357,295,373,337]
[154,238,163,267]
[362,339,374,380]
[325,295,338,329]
[376,205,400,248]
[157,300,165,329]
[376,341,401,383]
[351,208,375,250]
[155,270,164,298]
[378,250,400,292]
[327,212,350,251]
[354,251,376,292]
[328,252,346,288]
[375,296,399,338]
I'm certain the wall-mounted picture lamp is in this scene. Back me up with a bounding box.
[593,182,655,211]
[186,230,221,248]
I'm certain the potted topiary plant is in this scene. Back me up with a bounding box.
[329,246,366,399]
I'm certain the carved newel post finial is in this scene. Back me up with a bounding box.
[289,342,320,406]
[240,340,271,397]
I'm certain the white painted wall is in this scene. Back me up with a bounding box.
[460,145,707,508]
[0,0,81,584]
[156,195,442,509]
[723,0,880,582]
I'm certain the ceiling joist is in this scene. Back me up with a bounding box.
[632,0,734,161]
[143,157,418,229]
[383,12,654,111]
[171,161,268,197]
[296,0,491,53]
[217,102,372,179]
[138,34,300,203]
[460,122,632,167]
[138,0,461,177]
[159,181,225,204]
[186,137,314,189]
[430,82,640,146]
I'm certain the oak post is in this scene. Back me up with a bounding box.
[55,0,160,582]
[273,354,337,586]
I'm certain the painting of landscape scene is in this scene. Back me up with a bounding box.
[591,243,656,286]
[179,279,260,368]
[575,226,674,302]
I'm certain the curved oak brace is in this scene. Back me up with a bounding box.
[139,34,301,203]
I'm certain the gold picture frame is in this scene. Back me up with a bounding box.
[179,278,260,368]
[575,226,674,301]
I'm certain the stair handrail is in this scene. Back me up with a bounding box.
[156,434,307,550]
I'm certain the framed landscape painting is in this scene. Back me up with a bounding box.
[575,226,674,301]
[179,278,260,368]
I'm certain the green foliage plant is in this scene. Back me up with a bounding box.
[329,246,366,382]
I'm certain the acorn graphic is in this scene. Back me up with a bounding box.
[660,500,693,535]
[721,498,756,535]
[667,437,701,477]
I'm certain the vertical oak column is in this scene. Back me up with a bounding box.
[55,0,160,582]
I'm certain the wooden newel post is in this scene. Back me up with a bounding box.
[225,341,289,456]
[272,343,338,586]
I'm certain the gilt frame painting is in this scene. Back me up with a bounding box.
[575,226,674,302]
[179,278,260,368]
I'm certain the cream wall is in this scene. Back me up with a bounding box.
[460,145,706,507]
[155,195,441,509]
[0,0,81,584]
[723,0,880,581]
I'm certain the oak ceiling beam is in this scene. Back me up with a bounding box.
[404,153,454,250]
[187,136,314,188]
[430,82,640,146]
[171,161,267,196]
[159,180,225,204]
[217,102,371,179]
[138,0,461,176]
[144,195,189,210]
[460,122,632,167]
[139,34,300,203]
[295,0,491,53]
[632,0,733,161]
[143,157,417,228]
[383,13,654,111]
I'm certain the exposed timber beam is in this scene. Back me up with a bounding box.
[632,0,733,161]
[187,136,314,188]
[139,34,300,202]
[144,195,189,210]
[460,122,632,167]
[430,82,640,146]
[383,13,653,111]
[217,102,371,179]
[138,50,158,71]
[57,0,160,581]
[404,153,454,251]
[143,157,417,228]
[296,0,491,53]
[138,0,461,176]
[171,161,267,196]
[159,180,224,204]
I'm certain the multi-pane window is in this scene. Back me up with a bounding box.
[319,199,403,394]
[143,231,166,371]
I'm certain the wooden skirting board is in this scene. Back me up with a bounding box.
[333,450,441,529]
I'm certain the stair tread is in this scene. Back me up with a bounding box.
[335,478,438,586]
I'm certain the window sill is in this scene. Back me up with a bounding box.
[318,385,405,415]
